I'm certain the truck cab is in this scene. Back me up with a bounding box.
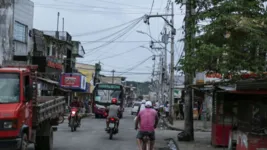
[0,66,33,148]
[0,65,65,150]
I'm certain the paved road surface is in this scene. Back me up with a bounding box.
[29,108,140,150]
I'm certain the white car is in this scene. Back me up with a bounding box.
[131,102,141,115]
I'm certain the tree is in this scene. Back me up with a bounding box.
[179,0,267,75]
[176,0,267,141]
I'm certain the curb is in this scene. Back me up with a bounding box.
[162,118,211,133]
[162,118,184,131]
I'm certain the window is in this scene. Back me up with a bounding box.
[0,73,20,103]
[14,21,27,43]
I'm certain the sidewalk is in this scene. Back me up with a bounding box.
[155,129,179,150]
[164,119,212,132]
[178,131,223,150]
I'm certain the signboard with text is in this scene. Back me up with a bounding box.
[60,73,86,90]
[46,56,63,70]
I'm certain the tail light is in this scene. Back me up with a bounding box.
[110,118,115,121]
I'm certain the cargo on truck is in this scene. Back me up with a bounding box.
[0,65,65,150]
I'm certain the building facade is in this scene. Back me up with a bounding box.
[0,0,34,64]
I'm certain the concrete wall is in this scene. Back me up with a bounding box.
[0,0,14,64]
[13,0,34,56]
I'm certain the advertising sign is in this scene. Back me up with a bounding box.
[60,73,86,90]
[46,56,63,70]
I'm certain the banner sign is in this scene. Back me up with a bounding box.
[60,73,86,90]
[46,56,63,70]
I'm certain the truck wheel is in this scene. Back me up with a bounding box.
[18,133,28,150]
[35,128,53,150]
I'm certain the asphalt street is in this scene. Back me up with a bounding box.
[29,108,143,150]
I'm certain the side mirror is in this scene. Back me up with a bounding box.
[24,86,32,102]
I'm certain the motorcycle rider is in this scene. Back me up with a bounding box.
[135,101,159,150]
[136,99,146,115]
[69,97,82,126]
[106,98,120,131]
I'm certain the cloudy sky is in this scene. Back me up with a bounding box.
[32,0,185,82]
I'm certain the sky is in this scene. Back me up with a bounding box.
[32,0,185,82]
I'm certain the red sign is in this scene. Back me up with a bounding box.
[60,75,81,88]
[47,61,63,70]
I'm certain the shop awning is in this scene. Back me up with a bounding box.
[37,77,59,85]
[55,87,71,92]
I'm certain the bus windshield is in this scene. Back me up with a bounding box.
[95,89,122,103]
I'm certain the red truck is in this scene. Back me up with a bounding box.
[0,65,65,150]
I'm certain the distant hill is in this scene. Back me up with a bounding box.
[125,81,151,96]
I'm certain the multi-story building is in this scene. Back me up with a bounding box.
[0,0,34,64]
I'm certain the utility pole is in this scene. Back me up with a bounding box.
[163,28,168,104]
[180,0,195,141]
[169,2,175,124]
[143,8,175,106]
[111,70,115,83]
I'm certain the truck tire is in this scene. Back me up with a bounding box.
[35,127,53,150]
[18,133,28,150]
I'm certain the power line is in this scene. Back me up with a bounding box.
[83,18,142,55]
[34,5,169,15]
[35,3,159,10]
[82,45,145,63]
[149,0,155,15]
[118,56,153,76]
[72,17,142,37]
[80,41,151,43]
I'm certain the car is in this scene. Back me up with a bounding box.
[131,102,141,115]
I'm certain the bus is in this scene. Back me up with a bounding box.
[92,83,124,118]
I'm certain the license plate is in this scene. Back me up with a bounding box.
[109,123,115,128]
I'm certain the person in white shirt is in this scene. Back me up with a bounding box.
[164,101,170,117]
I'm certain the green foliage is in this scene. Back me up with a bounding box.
[177,0,267,76]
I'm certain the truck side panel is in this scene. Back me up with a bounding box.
[32,96,65,127]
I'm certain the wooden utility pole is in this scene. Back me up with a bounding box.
[181,0,195,141]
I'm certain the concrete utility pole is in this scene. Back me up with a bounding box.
[143,2,175,121]
[111,70,115,83]
[182,0,195,141]
[169,2,175,124]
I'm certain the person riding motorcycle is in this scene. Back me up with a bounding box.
[136,99,146,115]
[69,97,82,126]
[135,101,159,150]
[106,98,120,131]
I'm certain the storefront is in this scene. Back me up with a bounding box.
[59,73,87,103]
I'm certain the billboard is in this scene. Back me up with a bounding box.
[60,73,86,90]
[75,63,95,93]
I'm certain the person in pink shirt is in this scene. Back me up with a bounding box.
[135,101,159,150]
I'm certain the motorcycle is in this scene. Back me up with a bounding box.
[68,107,80,132]
[106,117,119,140]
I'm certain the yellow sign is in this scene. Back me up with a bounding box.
[75,63,95,93]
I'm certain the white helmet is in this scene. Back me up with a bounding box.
[141,100,146,104]
[145,101,152,108]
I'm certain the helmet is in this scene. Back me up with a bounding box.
[111,98,117,104]
[145,101,152,108]
[141,100,146,104]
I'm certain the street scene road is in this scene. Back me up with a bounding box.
[28,108,151,150]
